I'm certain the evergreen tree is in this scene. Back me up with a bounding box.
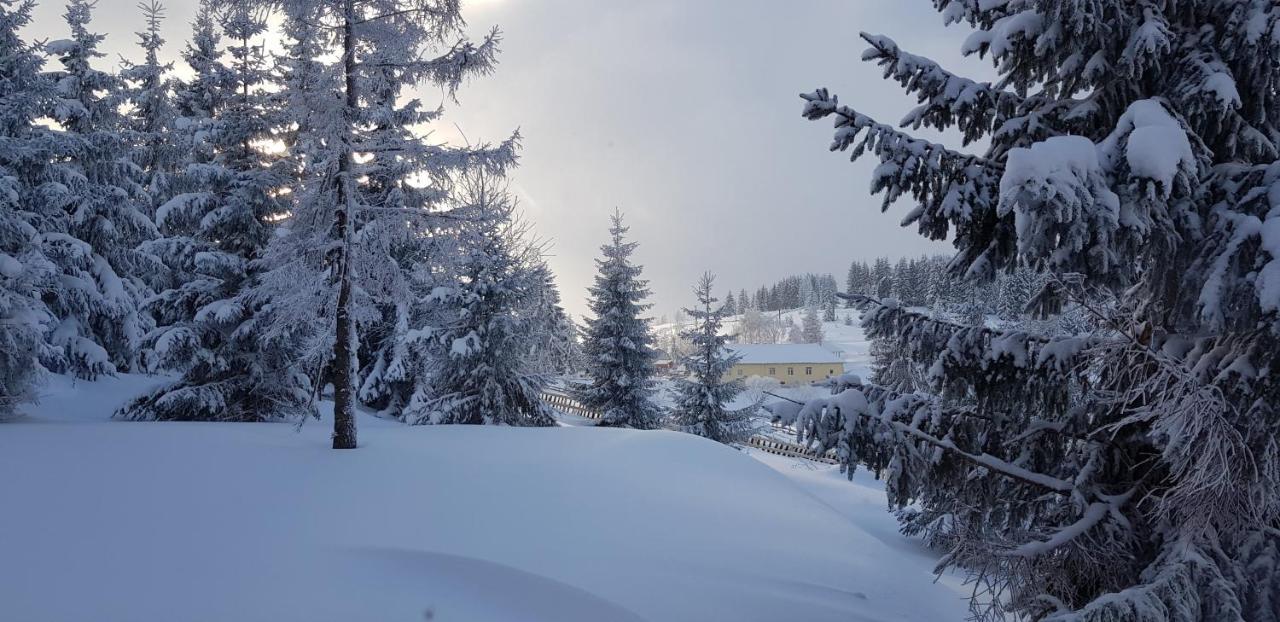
[336,0,512,423]
[574,210,663,429]
[899,258,929,306]
[259,0,510,448]
[409,172,554,427]
[520,259,580,377]
[995,266,1041,322]
[43,0,157,376]
[738,287,750,311]
[816,273,839,309]
[845,260,858,299]
[890,258,910,303]
[671,272,756,444]
[872,257,892,299]
[723,290,737,316]
[923,256,961,311]
[118,4,296,422]
[0,0,56,418]
[801,299,823,344]
[845,260,870,305]
[796,4,1280,619]
[119,0,178,226]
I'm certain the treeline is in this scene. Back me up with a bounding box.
[726,273,840,316]
[843,256,1074,329]
[0,0,578,440]
[708,256,1069,351]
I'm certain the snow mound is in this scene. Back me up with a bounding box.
[1,375,966,622]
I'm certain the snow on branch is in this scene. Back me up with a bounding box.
[801,88,1000,172]
[842,292,1100,376]
[1006,491,1132,559]
[360,27,501,97]
[1196,160,1280,334]
[860,32,1021,145]
[801,88,1020,278]
[795,378,1077,495]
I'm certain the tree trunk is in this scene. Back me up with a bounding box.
[332,261,357,449]
[331,0,359,450]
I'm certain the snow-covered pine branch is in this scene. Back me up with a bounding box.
[801,2,1280,618]
[860,32,1021,146]
[801,88,1009,280]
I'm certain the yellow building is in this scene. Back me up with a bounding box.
[724,344,845,385]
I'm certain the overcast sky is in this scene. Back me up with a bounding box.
[24,0,993,319]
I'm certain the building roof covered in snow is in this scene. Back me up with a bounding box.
[725,344,843,364]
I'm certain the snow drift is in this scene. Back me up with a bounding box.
[0,374,965,622]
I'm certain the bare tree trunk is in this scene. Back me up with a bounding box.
[331,0,359,450]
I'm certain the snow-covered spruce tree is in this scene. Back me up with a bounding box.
[117,4,296,422]
[348,98,520,424]
[259,0,511,447]
[817,273,839,309]
[723,290,737,316]
[671,272,756,444]
[171,2,234,139]
[801,298,823,343]
[796,4,1280,620]
[406,172,554,426]
[0,0,57,418]
[845,260,870,302]
[996,266,1043,322]
[574,210,663,429]
[134,1,232,311]
[871,257,893,299]
[119,0,179,228]
[42,0,157,376]
[519,258,581,377]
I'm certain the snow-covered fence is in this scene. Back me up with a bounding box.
[542,390,837,464]
[541,390,601,420]
[745,436,839,465]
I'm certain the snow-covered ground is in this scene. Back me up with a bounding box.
[0,373,967,622]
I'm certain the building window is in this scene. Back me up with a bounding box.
[805,367,813,375]
[768,367,775,375]
[787,367,794,376]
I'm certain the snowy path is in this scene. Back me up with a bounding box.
[0,373,967,622]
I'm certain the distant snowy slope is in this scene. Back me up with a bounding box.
[657,307,873,378]
[0,375,966,622]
